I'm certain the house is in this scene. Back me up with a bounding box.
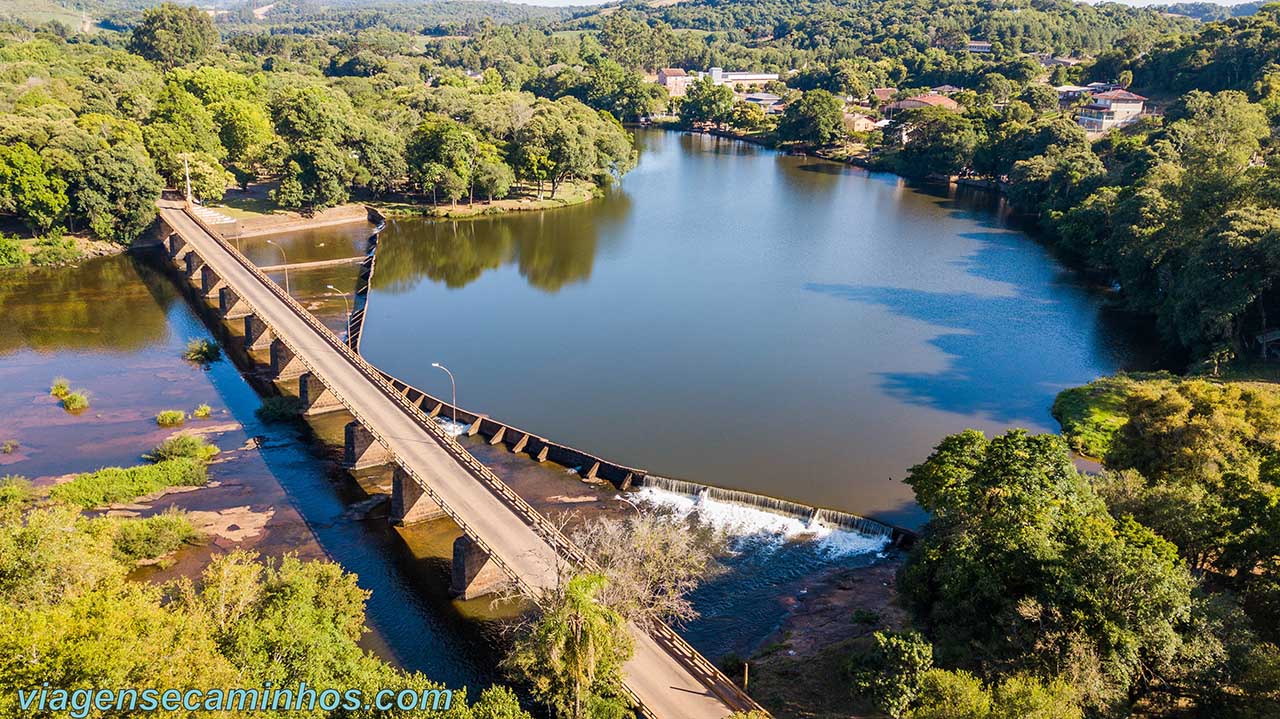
[967,40,993,53]
[931,84,963,95]
[699,67,781,89]
[1054,84,1090,102]
[1086,81,1123,94]
[884,92,961,114]
[871,87,898,104]
[844,112,877,133]
[657,68,693,97]
[1036,54,1083,68]
[744,92,784,114]
[1076,89,1147,133]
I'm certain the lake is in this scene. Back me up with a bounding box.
[360,129,1156,528]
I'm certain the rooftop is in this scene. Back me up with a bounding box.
[1092,89,1147,101]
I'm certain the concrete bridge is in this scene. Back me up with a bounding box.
[158,203,765,719]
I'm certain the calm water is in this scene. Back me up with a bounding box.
[361,129,1155,528]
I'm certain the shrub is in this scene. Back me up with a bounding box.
[49,377,70,399]
[1,440,18,454]
[49,458,208,508]
[183,338,220,364]
[255,396,301,422]
[155,410,186,427]
[0,475,33,507]
[0,233,28,267]
[192,403,212,418]
[29,232,82,266]
[852,609,881,626]
[109,509,200,564]
[143,435,218,463]
[61,391,90,412]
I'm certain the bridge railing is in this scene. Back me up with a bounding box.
[177,207,766,717]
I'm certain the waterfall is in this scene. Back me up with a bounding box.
[635,475,905,548]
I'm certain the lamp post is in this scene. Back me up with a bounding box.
[431,362,457,432]
[326,285,351,341]
[265,239,289,295]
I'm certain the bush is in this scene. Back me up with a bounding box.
[0,475,33,507]
[49,377,70,399]
[0,233,28,267]
[2,440,18,454]
[29,232,82,266]
[155,410,186,427]
[255,396,301,422]
[192,403,212,418]
[61,391,90,412]
[184,338,220,364]
[49,458,208,508]
[848,631,934,719]
[143,435,218,463]
[109,509,200,564]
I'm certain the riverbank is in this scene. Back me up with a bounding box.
[746,554,907,719]
[369,179,597,220]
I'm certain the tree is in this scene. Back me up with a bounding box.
[408,116,479,204]
[778,89,845,145]
[1019,84,1060,113]
[474,156,515,202]
[284,140,352,212]
[183,152,230,204]
[679,76,734,126]
[729,101,767,132]
[74,144,163,244]
[891,106,978,178]
[128,3,219,69]
[898,430,1194,711]
[0,142,68,234]
[570,512,718,630]
[849,631,934,719]
[505,573,633,719]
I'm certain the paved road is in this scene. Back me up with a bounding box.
[161,207,749,719]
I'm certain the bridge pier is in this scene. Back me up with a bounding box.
[345,421,391,469]
[184,252,205,284]
[218,287,251,321]
[269,339,305,381]
[200,265,225,299]
[243,314,273,351]
[390,466,445,525]
[450,536,507,600]
[299,372,343,415]
[167,232,191,265]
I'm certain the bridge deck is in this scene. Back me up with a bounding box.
[160,207,754,719]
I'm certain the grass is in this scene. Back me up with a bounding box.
[255,396,301,422]
[155,410,187,427]
[183,338,221,364]
[2,440,18,454]
[29,233,83,266]
[61,391,90,413]
[49,377,70,399]
[108,509,201,565]
[143,435,219,463]
[370,180,597,220]
[49,458,208,508]
[1051,372,1174,459]
[0,475,33,507]
[193,403,212,419]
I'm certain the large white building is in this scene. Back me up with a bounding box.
[702,67,780,88]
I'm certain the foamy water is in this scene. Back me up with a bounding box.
[633,486,889,559]
[434,418,467,437]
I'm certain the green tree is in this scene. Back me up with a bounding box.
[74,144,163,243]
[679,76,734,127]
[505,573,633,719]
[0,142,68,233]
[128,3,219,69]
[729,101,768,132]
[778,89,845,145]
[849,630,934,719]
[898,429,1194,711]
[891,106,978,178]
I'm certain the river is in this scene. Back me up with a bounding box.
[360,129,1156,529]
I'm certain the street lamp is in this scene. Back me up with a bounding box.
[431,362,457,432]
[326,285,351,340]
[265,239,289,295]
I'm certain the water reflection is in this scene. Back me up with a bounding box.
[371,193,631,293]
[0,253,173,355]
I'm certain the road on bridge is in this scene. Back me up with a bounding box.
[160,207,754,719]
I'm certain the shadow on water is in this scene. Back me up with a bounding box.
[804,227,1162,426]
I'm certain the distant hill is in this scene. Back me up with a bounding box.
[1148,1,1269,20]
